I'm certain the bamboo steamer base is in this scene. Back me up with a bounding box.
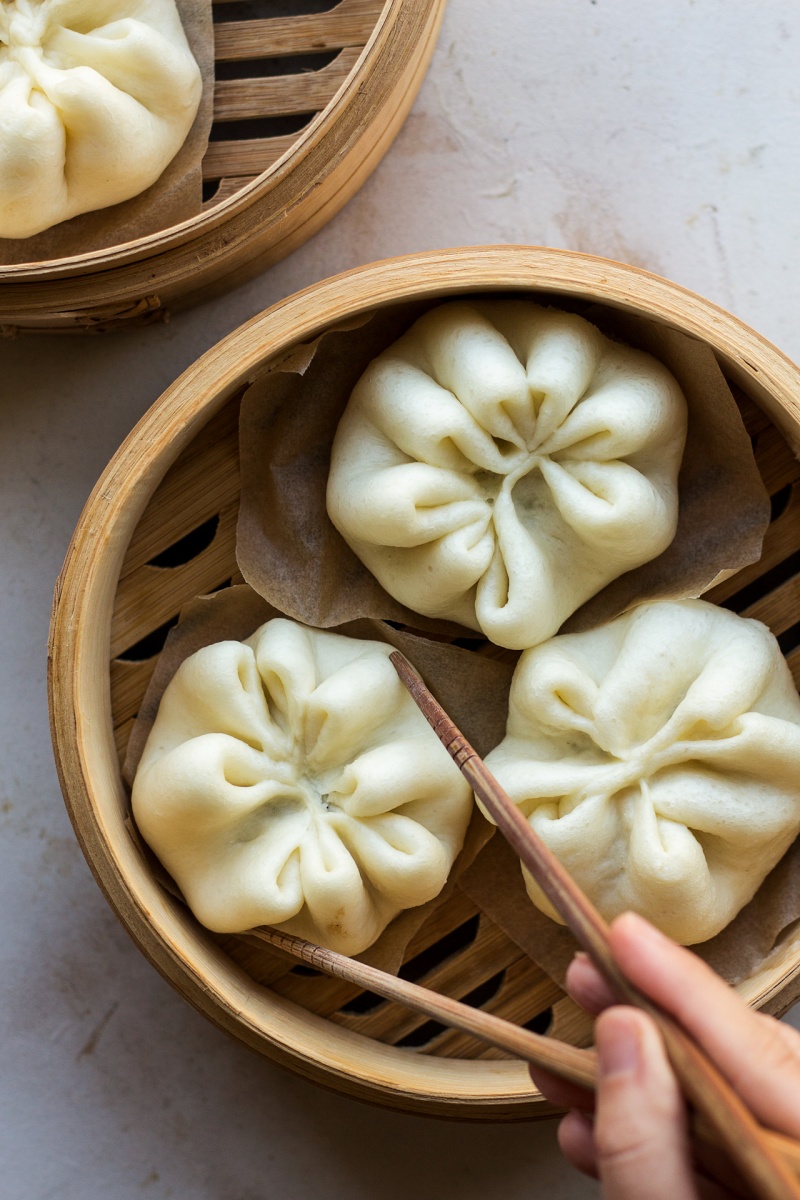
[0,0,444,334]
[49,247,800,1119]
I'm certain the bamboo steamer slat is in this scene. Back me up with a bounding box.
[0,0,444,335]
[48,247,800,1119]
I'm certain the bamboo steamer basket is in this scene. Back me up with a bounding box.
[0,0,444,335]
[49,246,800,1120]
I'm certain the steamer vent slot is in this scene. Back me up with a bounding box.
[109,399,242,765]
[204,0,383,203]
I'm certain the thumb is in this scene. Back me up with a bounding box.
[594,1007,699,1200]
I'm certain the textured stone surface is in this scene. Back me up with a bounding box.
[2,2,800,1196]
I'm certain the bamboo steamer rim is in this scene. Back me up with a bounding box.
[49,246,800,1118]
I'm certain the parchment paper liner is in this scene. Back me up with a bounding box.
[459,833,800,989]
[0,0,214,264]
[236,296,771,638]
[123,583,516,975]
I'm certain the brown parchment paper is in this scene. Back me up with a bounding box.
[123,583,516,974]
[0,0,214,264]
[236,295,770,640]
[459,833,800,988]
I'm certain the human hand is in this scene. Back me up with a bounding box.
[529,912,800,1199]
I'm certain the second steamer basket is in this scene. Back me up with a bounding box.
[0,0,445,333]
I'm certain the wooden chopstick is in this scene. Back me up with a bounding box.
[390,651,800,1200]
[251,926,595,1088]
[251,925,800,1184]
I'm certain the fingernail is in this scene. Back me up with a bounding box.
[597,1014,641,1079]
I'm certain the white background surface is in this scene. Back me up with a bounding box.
[3,2,800,1197]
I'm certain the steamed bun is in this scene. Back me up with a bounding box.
[0,0,202,238]
[327,300,688,650]
[132,619,473,955]
[483,600,800,944]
